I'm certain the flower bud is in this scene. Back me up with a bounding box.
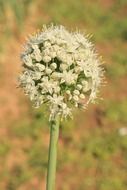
[50,62,57,70]
[66,90,71,95]
[50,52,57,58]
[44,41,51,47]
[73,95,79,101]
[79,94,85,99]
[60,64,68,71]
[42,55,51,63]
[35,63,45,71]
[73,90,80,95]
[45,68,52,74]
[77,84,82,90]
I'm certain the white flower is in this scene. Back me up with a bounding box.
[45,68,52,74]
[42,55,51,63]
[35,63,45,71]
[48,94,63,106]
[52,44,59,52]
[51,72,61,79]
[60,63,68,71]
[22,55,32,67]
[60,70,77,85]
[74,66,82,74]
[61,104,72,119]
[43,41,51,48]
[39,77,58,94]
[19,25,104,120]
[50,52,57,59]
[43,48,50,55]
[77,84,82,90]
[82,81,91,92]
[32,72,42,80]
[32,45,42,62]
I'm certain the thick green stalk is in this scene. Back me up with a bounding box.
[46,117,60,190]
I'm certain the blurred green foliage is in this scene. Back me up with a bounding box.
[0,0,33,25]
[105,100,127,124]
[107,51,127,78]
[0,141,10,157]
[6,165,31,190]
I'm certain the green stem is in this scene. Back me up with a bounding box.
[46,116,60,190]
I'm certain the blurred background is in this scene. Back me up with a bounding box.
[0,0,127,189]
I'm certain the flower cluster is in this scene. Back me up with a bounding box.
[18,25,104,120]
